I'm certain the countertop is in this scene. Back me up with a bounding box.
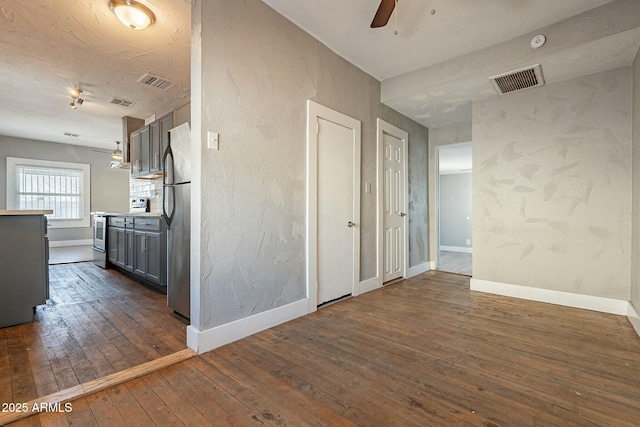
[91,211,163,217]
[0,210,53,216]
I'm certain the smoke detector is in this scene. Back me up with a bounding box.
[489,64,545,95]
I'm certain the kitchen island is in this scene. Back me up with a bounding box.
[0,210,52,328]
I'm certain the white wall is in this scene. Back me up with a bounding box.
[631,47,640,311]
[193,0,429,330]
[473,67,632,300]
[0,136,130,242]
[439,173,472,249]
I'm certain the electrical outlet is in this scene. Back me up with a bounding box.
[466,239,471,245]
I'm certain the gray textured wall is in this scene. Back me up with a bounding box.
[194,0,429,329]
[473,67,632,300]
[439,173,472,249]
[631,48,640,310]
[428,124,473,260]
[0,136,130,241]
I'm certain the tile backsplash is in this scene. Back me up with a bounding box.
[130,177,163,212]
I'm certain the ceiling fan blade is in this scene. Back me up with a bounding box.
[371,0,396,28]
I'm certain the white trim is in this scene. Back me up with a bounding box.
[628,303,640,338]
[186,299,309,354]
[6,157,91,229]
[408,262,431,278]
[357,276,382,296]
[470,278,628,315]
[307,100,361,312]
[377,119,409,283]
[49,239,93,248]
[440,246,472,254]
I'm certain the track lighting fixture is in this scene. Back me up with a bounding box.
[69,87,84,109]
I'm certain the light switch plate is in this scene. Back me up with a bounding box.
[207,131,219,150]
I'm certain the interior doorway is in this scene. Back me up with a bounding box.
[437,143,472,275]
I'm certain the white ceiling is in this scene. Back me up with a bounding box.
[262,0,615,81]
[1,0,639,151]
[0,0,191,150]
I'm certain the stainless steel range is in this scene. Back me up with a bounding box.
[92,212,108,268]
[130,197,150,213]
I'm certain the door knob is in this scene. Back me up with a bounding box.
[400,212,406,217]
[347,221,355,228]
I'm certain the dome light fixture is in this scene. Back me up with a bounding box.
[109,0,155,30]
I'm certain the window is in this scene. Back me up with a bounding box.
[6,157,91,228]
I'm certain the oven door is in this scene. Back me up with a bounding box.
[93,215,107,251]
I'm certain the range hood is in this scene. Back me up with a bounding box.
[122,116,145,163]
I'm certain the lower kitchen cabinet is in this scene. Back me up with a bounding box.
[107,215,166,290]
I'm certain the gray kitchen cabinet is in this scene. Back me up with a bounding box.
[149,120,161,173]
[130,112,173,178]
[0,214,49,328]
[130,128,142,176]
[107,215,166,290]
[145,231,162,283]
[131,126,151,177]
[107,217,127,268]
[125,229,135,272]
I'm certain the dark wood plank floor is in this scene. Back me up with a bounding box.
[7,270,640,426]
[1,262,187,406]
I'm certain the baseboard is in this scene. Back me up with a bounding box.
[440,246,472,254]
[49,239,93,248]
[358,276,381,295]
[470,278,628,316]
[408,262,430,278]
[628,302,640,338]
[186,298,309,354]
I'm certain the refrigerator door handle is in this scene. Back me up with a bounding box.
[163,134,176,228]
[163,184,176,229]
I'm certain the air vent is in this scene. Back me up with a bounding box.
[137,72,175,90]
[64,132,79,138]
[110,98,133,107]
[489,64,545,95]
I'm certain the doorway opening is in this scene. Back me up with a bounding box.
[436,143,472,275]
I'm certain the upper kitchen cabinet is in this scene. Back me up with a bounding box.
[130,112,173,178]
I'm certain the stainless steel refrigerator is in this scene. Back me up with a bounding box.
[163,123,191,319]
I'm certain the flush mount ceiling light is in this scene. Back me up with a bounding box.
[109,0,155,30]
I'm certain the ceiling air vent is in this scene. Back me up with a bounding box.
[137,72,175,90]
[489,64,544,95]
[110,98,133,107]
[64,132,79,138]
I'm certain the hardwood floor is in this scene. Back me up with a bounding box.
[0,262,187,408]
[7,271,640,426]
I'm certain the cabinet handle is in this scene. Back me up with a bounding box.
[143,235,147,252]
[137,159,141,170]
[155,154,159,168]
[129,234,132,249]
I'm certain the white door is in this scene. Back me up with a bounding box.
[383,130,407,282]
[317,117,355,305]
